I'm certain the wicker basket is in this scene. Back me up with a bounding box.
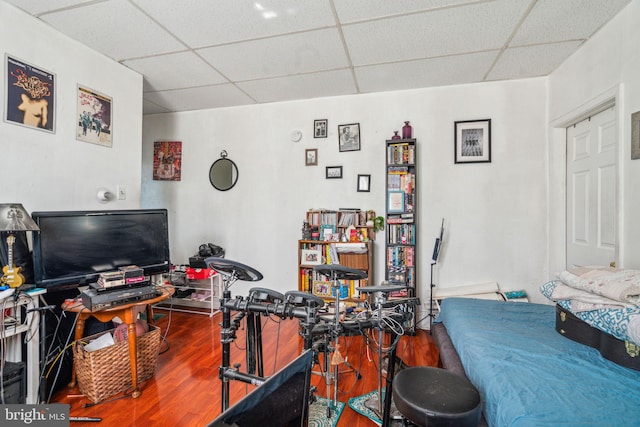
[73,325,160,403]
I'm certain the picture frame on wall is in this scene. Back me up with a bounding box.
[338,123,361,152]
[153,141,182,181]
[632,111,640,160]
[357,174,371,192]
[314,119,327,138]
[326,166,343,179]
[5,54,56,133]
[77,85,113,147]
[305,148,318,166]
[454,119,491,163]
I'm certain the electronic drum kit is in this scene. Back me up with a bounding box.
[205,256,415,425]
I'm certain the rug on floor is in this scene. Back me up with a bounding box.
[348,390,406,427]
[348,390,382,426]
[309,396,345,427]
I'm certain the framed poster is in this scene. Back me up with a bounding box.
[5,55,55,133]
[153,141,182,181]
[77,85,113,147]
[455,119,491,163]
[632,111,640,160]
[357,174,371,192]
[314,119,327,138]
[338,123,360,152]
[326,166,343,179]
[305,148,317,166]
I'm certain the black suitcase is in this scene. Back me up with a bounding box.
[555,304,640,370]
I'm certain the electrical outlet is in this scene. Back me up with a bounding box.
[117,185,126,200]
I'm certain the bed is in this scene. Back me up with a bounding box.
[433,297,640,427]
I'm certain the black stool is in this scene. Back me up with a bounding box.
[392,367,481,427]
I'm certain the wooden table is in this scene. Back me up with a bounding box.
[62,285,173,398]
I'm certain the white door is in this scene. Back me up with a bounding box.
[566,106,617,268]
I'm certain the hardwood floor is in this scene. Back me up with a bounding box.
[52,307,439,426]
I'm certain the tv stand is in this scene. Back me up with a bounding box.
[2,287,46,403]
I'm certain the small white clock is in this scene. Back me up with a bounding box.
[290,130,303,142]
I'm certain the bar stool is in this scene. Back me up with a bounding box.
[392,366,481,427]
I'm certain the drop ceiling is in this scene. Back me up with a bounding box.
[5,0,632,115]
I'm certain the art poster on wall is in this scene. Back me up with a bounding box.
[77,85,113,147]
[153,141,182,181]
[4,55,55,133]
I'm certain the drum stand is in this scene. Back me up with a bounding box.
[205,257,264,411]
[357,283,407,427]
[314,264,367,418]
[206,257,323,413]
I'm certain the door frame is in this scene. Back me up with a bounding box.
[548,85,623,276]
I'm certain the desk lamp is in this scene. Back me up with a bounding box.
[0,203,39,288]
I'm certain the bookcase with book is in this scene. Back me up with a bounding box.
[304,209,377,241]
[297,240,373,301]
[385,139,417,298]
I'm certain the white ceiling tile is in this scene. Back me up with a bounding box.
[143,99,172,115]
[356,51,499,93]
[40,0,186,61]
[6,0,631,114]
[487,41,584,81]
[333,0,484,23]
[237,70,357,103]
[3,0,94,15]
[197,28,348,81]
[132,0,336,48]
[343,0,531,65]
[123,52,228,92]
[511,0,632,46]
[144,84,256,112]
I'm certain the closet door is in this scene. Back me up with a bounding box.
[566,106,617,268]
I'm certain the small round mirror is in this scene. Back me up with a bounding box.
[209,151,238,191]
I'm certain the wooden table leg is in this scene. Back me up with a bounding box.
[68,314,86,387]
[127,320,140,398]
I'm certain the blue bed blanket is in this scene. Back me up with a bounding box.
[436,298,640,427]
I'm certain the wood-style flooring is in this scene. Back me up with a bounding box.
[52,307,439,426]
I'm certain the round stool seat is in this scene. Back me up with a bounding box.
[393,367,481,427]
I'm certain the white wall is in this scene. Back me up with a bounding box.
[0,1,143,213]
[142,77,550,320]
[548,0,640,274]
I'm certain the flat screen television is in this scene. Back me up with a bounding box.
[31,209,170,290]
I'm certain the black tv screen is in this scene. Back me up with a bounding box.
[31,209,170,290]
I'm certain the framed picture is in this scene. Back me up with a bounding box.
[338,123,361,152]
[314,119,327,138]
[153,141,182,181]
[455,119,491,163]
[301,249,322,266]
[313,280,332,298]
[305,148,318,166]
[326,166,343,179]
[632,111,640,160]
[321,225,336,241]
[5,54,56,133]
[77,85,113,147]
[388,191,405,213]
[357,174,371,192]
